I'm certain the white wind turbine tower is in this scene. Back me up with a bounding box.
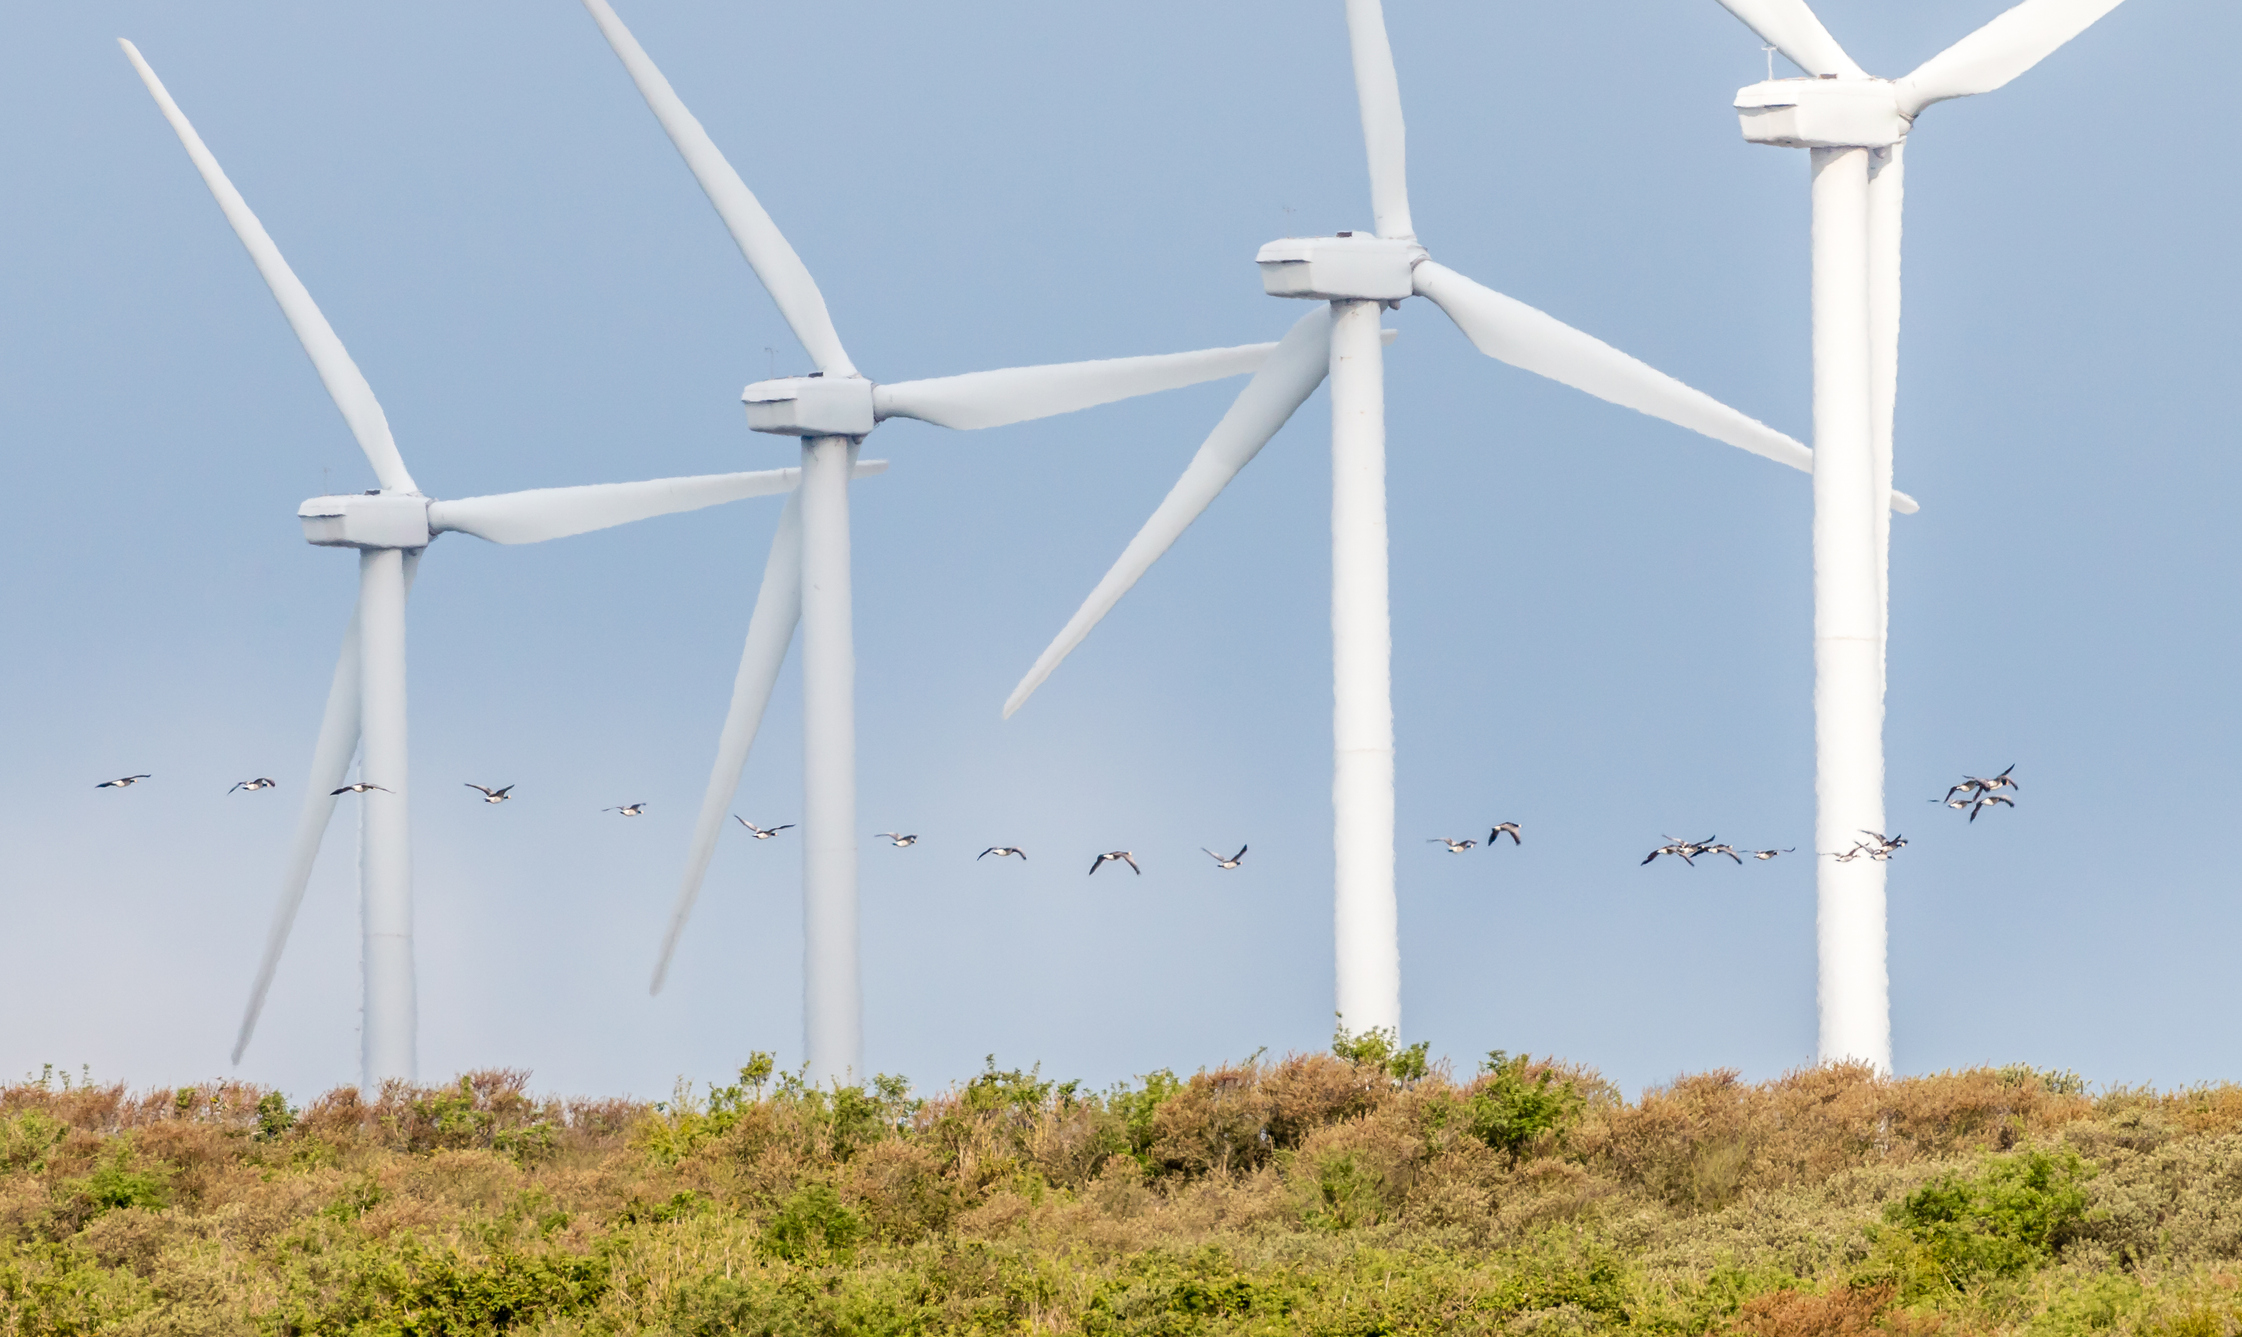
[1708,0,2127,1071]
[579,0,1288,1084]
[122,42,885,1096]
[1003,0,1917,1041]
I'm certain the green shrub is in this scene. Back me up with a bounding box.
[1108,1069,1185,1164]
[66,1144,169,1216]
[761,1182,863,1264]
[1333,1021,1431,1085]
[1468,1051,1586,1160]
[255,1090,296,1142]
[0,1110,68,1175]
[1880,1149,2093,1292]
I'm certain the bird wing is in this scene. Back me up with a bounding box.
[1641,850,1661,865]
[1123,853,1141,874]
[1088,855,1105,875]
[1233,845,1247,862]
[772,824,793,832]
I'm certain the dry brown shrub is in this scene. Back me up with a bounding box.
[1148,1062,1273,1177]
[1028,1101,1122,1189]
[1264,1052,1385,1149]
[73,1206,182,1276]
[2155,1086,2242,1139]
[1724,1285,1896,1337]
[1290,1103,1431,1226]
[843,1137,960,1242]
[1587,1068,1760,1210]
[296,1086,367,1143]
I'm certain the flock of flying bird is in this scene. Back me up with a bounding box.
[92,767,2018,872]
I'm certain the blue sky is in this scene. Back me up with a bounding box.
[1,0,2230,1103]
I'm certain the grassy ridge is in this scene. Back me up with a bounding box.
[4,1040,2242,1335]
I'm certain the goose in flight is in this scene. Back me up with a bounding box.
[1487,822,1522,846]
[1941,765,2019,804]
[1968,794,2014,823]
[1699,842,1745,865]
[1090,851,1141,876]
[1428,838,1478,854]
[331,782,391,796]
[876,833,918,847]
[96,775,151,789]
[464,783,513,804]
[1858,831,1907,859]
[1202,845,1247,869]
[604,803,646,817]
[735,818,793,839]
[1747,848,1794,861]
[978,846,1026,861]
[229,778,277,793]
[1643,836,1705,867]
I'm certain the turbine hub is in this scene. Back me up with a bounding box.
[741,374,875,438]
[1255,233,1423,303]
[299,492,430,549]
[1735,77,1910,150]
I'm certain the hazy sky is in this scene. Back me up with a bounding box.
[2,0,2230,1104]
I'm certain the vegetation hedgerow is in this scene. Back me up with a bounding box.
[3,1045,2241,1333]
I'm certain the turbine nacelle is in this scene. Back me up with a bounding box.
[742,374,876,438]
[1734,76,1911,150]
[1256,233,1424,303]
[299,492,430,549]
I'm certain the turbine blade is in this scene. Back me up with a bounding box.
[119,41,418,496]
[1710,0,1865,77]
[428,460,886,545]
[1414,259,1822,467]
[1345,0,1415,240]
[1896,0,2127,116]
[873,343,1276,432]
[1003,307,1332,718]
[232,597,364,1063]
[579,0,855,376]
[654,490,804,993]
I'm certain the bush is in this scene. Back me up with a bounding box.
[762,1182,864,1264]
[1467,1051,1586,1161]
[1879,1149,2093,1292]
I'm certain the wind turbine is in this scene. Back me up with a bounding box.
[579,0,1284,1084]
[121,42,883,1095]
[1707,0,2127,1071]
[1001,0,1917,1041]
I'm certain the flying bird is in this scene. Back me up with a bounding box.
[1858,831,1907,860]
[1090,851,1141,876]
[1748,848,1794,861]
[96,775,151,789]
[1643,836,1703,867]
[978,846,1027,861]
[1202,845,1247,869]
[1940,765,2019,805]
[735,818,793,839]
[604,803,646,817]
[1428,838,1478,854]
[464,784,513,803]
[1699,842,1745,865]
[876,833,918,847]
[1487,822,1522,846]
[331,783,391,796]
[229,778,277,793]
[1968,794,2015,823]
